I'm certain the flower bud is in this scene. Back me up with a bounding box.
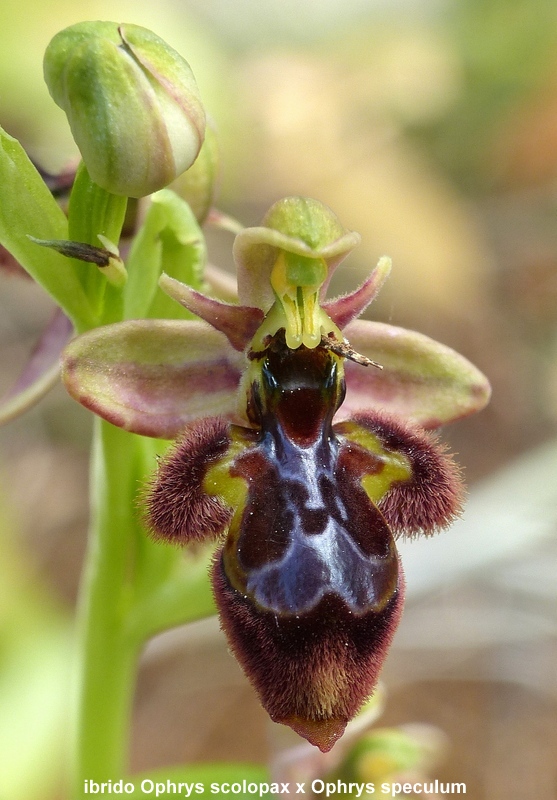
[170,120,219,223]
[44,21,206,198]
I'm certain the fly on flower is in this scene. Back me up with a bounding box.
[61,196,490,751]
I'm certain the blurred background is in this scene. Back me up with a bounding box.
[1,0,557,797]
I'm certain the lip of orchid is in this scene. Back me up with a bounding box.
[146,310,467,750]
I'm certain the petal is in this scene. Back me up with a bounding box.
[159,272,263,351]
[61,320,245,438]
[323,257,391,329]
[340,320,491,428]
[0,308,73,425]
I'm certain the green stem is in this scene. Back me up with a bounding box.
[67,163,128,325]
[72,418,142,793]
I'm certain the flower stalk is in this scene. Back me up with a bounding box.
[74,419,143,786]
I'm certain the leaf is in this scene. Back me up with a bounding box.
[124,189,206,320]
[341,320,491,428]
[0,126,94,330]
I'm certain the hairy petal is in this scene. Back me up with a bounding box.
[342,410,464,537]
[323,257,391,329]
[159,272,263,351]
[146,417,232,543]
[61,319,245,438]
[213,554,404,752]
[341,320,491,428]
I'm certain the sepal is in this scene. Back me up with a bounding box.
[0,308,73,425]
[341,320,491,427]
[61,319,245,438]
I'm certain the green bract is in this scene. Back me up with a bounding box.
[44,21,206,197]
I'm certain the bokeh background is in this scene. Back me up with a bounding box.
[1,0,557,798]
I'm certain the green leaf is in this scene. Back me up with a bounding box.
[127,545,217,642]
[124,189,206,320]
[66,162,128,316]
[0,126,95,330]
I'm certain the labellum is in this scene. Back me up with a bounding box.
[147,302,464,752]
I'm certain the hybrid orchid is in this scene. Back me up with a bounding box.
[60,196,490,752]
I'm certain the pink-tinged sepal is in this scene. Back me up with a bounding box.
[341,320,492,428]
[336,410,464,537]
[61,319,246,439]
[213,554,404,753]
[146,417,233,544]
[0,308,73,425]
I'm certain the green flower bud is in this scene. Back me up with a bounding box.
[44,21,206,198]
[170,119,219,224]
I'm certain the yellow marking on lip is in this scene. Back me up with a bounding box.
[336,420,412,503]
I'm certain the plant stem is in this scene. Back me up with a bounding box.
[72,418,142,793]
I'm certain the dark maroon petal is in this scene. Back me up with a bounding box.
[146,417,233,544]
[344,410,464,537]
[213,553,404,753]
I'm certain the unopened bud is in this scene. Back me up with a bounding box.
[44,21,206,198]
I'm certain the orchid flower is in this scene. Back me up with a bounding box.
[60,196,490,752]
